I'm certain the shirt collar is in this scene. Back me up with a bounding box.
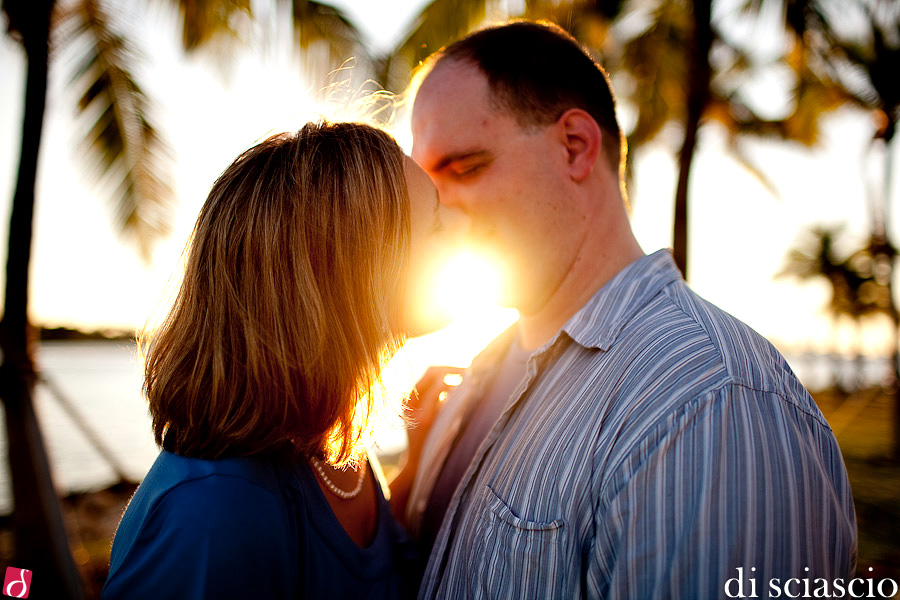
[560,249,683,351]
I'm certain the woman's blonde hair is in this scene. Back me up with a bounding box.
[143,121,409,465]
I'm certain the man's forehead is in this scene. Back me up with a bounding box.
[413,61,490,121]
[418,58,483,96]
[411,61,498,163]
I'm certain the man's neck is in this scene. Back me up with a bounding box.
[517,214,644,351]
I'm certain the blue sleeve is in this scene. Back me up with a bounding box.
[103,474,297,600]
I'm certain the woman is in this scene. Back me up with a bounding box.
[103,121,456,599]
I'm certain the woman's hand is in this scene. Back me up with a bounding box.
[404,366,463,459]
[389,365,463,524]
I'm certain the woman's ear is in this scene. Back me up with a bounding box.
[555,108,602,182]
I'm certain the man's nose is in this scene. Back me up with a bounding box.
[434,182,467,211]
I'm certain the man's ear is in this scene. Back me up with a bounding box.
[555,108,602,182]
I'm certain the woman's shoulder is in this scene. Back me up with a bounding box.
[141,451,284,500]
[117,451,295,540]
[104,452,301,599]
[113,454,292,554]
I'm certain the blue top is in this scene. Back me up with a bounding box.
[103,451,416,599]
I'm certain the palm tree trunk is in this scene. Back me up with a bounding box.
[672,0,713,280]
[889,301,899,459]
[884,136,900,460]
[882,254,900,457]
[0,0,85,596]
[870,129,899,459]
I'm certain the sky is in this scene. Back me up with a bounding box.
[0,0,898,367]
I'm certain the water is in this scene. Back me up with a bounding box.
[0,339,420,515]
[0,340,893,515]
[0,341,156,515]
[785,351,894,392]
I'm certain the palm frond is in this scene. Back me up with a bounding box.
[736,0,765,15]
[523,0,582,32]
[380,0,490,92]
[290,0,371,84]
[168,0,252,52]
[778,225,896,319]
[58,0,173,261]
[704,40,850,149]
[868,15,900,122]
[523,0,623,59]
[725,137,780,198]
[825,0,900,136]
[621,0,692,149]
[782,41,855,145]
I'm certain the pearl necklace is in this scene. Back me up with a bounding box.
[310,457,366,500]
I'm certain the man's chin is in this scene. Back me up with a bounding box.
[497,278,562,318]
[495,288,534,315]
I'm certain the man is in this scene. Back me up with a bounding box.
[402,21,856,599]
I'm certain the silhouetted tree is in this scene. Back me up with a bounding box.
[781,226,895,389]
[1,0,368,595]
[377,0,489,91]
[378,1,627,95]
[381,0,852,280]
[1,0,87,596]
[773,0,900,456]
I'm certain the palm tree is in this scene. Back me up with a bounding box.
[780,226,894,389]
[675,0,713,279]
[618,0,861,279]
[377,0,489,92]
[770,0,900,455]
[2,2,87,596]
[380,0,851,281]
[1,0,368,595]
[609,0,710,278]
[378,0,628,93]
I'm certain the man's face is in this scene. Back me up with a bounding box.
[411,61,593,315]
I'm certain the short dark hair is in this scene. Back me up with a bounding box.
[427,20,625,174]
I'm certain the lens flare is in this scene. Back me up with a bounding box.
[371,245,519,456]
[430,247,505,320]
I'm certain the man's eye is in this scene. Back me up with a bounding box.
[452,162,484,177]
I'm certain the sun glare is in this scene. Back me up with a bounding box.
[371,246,519,453]
[404,244,518,373]
[431,248,506,320]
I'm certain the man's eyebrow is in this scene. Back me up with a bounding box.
[432,150,490,172]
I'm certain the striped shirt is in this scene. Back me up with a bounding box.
[413,249,857,599]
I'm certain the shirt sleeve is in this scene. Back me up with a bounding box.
[585,383,857,599]
[103,474,296,600]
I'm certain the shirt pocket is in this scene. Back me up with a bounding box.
[470,485,569,599]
